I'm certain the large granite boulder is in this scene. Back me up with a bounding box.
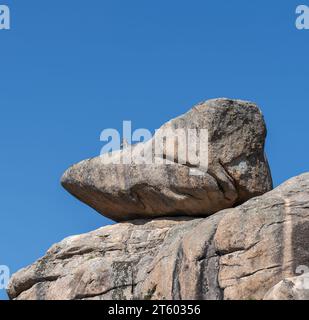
[8,173,309,300]
[61,98,272,222]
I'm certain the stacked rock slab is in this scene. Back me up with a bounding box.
[61,98,273,222]
[7,173,309,300]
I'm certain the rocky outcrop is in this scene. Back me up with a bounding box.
[7,216,224,300]
[61,98,272,222]
[215,172,309,300]
[7,98,308,300]
[8,173,309,300]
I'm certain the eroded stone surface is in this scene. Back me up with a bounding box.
[215,173,309,300]
[7,216,224,300]
[8,173,309,300]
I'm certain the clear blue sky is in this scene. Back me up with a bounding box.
[1,1,308,300]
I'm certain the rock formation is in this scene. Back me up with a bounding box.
[7,98,309,300]
[61,99,272,222]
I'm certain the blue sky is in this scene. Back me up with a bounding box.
[0,1,308,300]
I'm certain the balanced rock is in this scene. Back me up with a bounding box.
[61,98,273,221]
[8,173,309,300]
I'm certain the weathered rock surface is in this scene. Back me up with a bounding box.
[263,274,309,300]
[8,173,309,300]
[215,172,309,300]
[7,216,224,300]
[61,98,273,222]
